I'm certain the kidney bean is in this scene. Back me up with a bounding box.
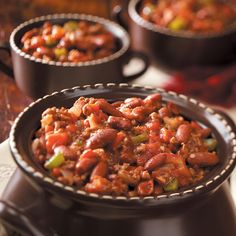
[51,25,65,40]
[80,149,97,159]
[108,116,132,130]
[191,121,211,138]
[144,93,162,106]
[160,127,174,143]
[111,101,123,108]
[30,36,45,49]
[21,28,39,43]
[187,152,219,167]
[131,107,147,122]
[123,97,143,108]
[95,100,124,117]
[90,161,108,180]
[132,106,147,117]
[158,107,170,118]
[144,153,167,171]
[85,128,117,149]
[76,154,98,175]
[200,128,212,138]
[176,124,192,143]
[137,180,154,196]
[167,102,180,115]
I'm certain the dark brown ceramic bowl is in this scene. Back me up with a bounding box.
[0,14,149,99]
[1,83,235,236]
[127,0,236,69]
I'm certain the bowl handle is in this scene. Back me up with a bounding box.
[112,4,129,31]
[0,42,14,78]
[0,200,50,236]
[122,50,150,81]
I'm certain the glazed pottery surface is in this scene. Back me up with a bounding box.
[0,84,235,236]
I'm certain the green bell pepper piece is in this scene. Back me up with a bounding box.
[131,133,148,144]
[54,47,68,58]
[169,17,187,31]
[45,152,65,170]
[163,178,178,192]
[63,21,78,31]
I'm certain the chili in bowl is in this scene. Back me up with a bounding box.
[140,0,236,34]
[127,0,236,68]
[32,92,220,197]
[0,14,149,99]
[21,20,118,63]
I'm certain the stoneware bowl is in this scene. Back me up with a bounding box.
[0,14,149,99]
[0,83,236,236]
[126,0,236,69]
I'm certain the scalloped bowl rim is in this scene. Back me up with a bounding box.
[9,83,236,203]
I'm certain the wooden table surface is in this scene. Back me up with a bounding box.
[0,0,127,142]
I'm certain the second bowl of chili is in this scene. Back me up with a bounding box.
[0,14,149,99]
[127,0,236,69]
